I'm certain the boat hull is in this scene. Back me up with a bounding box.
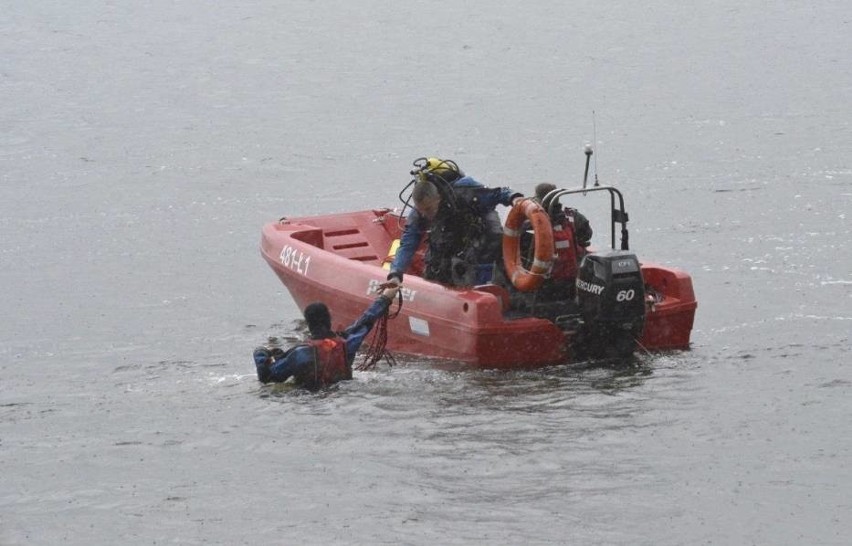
[261,209,696,368]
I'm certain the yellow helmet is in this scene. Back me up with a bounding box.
[411,157,463,182]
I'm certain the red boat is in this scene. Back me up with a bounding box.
[260,184,696,369]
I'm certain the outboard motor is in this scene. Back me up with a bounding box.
[574,250,646,358]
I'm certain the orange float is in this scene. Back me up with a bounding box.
[502,199,555,292]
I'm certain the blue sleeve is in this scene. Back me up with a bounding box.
[455,177,517,212]
[389,209,425,277]
[266,345,315,382]
[475,186,516,211]
[341,296,392,364]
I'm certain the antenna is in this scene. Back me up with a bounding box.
[592,110,599,187]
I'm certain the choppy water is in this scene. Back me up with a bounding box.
[2,1,850,544]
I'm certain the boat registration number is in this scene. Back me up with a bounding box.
[279,245,311,276]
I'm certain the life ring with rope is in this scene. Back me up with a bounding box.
[502,198,555,292]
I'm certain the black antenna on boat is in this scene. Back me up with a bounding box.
[592,110,600,187]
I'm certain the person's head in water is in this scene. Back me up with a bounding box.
[303,302,332,338]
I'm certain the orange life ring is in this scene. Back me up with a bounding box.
[502,198,555,292]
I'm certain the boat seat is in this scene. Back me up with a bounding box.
[324,228,379,263]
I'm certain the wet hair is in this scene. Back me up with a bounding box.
[412,179,440,207]
[303,302,332,337]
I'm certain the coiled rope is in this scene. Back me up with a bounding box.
[355,290,403,371]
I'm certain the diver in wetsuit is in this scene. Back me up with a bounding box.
[387,157,523,287]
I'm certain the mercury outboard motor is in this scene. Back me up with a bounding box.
[574,250,646,358]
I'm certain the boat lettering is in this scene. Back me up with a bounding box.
[576,278,605,295]
[367,279,416,302]
[616,289,636,302]
[279,245,312,276]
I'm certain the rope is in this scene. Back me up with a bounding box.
[355,291,403,371]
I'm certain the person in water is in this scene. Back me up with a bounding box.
[253,283,400,390]
[387,157,523,287]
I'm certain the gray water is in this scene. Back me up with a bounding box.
[2,1,850,544]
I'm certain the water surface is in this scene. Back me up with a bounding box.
[1,1,850,544]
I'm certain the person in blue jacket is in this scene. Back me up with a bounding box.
[387,157,523,287]
[253,283,400,390]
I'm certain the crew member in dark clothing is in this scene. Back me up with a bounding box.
[253,283,400,389]
[387,157,523,287]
